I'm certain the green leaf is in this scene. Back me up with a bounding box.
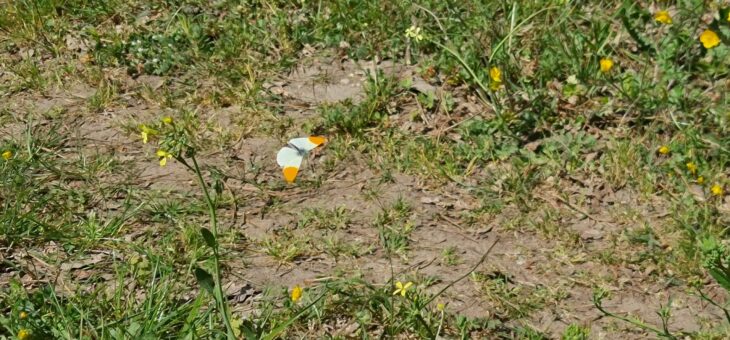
[709,268,730,293]
[200,228,216,248]
[194,267,214,294]
[241,319,258,340]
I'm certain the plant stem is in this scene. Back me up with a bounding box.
[593,299,675,339]
[191,154,236,339]
[429,40,500,120]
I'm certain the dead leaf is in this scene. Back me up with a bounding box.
[224,282,259,304]
[420,196,441,204]
[60,253,106,271]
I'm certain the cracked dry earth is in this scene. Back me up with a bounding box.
[1,55,726,339]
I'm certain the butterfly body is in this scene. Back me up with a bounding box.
[276,136,326,183]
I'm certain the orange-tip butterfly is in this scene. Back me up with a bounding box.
[276,136,327,183]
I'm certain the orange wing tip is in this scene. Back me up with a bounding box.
[308,136,327,146]
[283,166,299,183]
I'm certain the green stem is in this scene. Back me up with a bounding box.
[435,310,444,339]
[190,155,236,339]
[429,40,500,119]
[593,298,675,339]
[696,288,730,324]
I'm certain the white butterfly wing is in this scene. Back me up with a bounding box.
[288,136,326,153]
[277,146,303,168]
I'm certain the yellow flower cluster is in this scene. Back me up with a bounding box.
[651,8,723,49]
[680,158,724,197]
[1,150,12,160]
[141,116,178,167]
[658,144,724,197]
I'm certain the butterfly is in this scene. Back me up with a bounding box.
[276,136,327,183]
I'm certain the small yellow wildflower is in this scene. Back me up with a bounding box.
[697,176,705,185]
[489,67,502,83]
[393,281,413,297]
[711,184,724,197]
[437,303,445,311]
[658,145,670,155]
[161,116,173,124]
[156,150,172,167]
[2,150,12,160]
[699,29,720,49]
[727,11,730,23]
[291,285,303,303]
[404,25,424,42]
[686,162,697,175]
[654,11,672,24]
[599,58,614,73]
[488,67,503,90]
[18,329,30,340]
[140,125,157,144]
[19,311,28,319]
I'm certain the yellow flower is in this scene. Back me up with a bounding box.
[697,176,705,185]
[393,281,413,297]
[658,145,670,155]
[489,67,502,83]
[728,11,730,23]
[2,150,12,160]
[700,29,720,49]
[404,25,424,42]
[437,303,445,311]
[156,150,172,167]
[291,285,303,302]
[19,311,28,319]
[711,184,724,197]
[654,11,672,24]
[487,67,503,91]
[161,116,173,124]
[599,58,614,73]
[140,125,157,144]
[686,162,697,175]
[18,329,30,340]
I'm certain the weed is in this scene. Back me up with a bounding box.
[375,198,414,256]
[297,206,351,230]
[441,246,461,266]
